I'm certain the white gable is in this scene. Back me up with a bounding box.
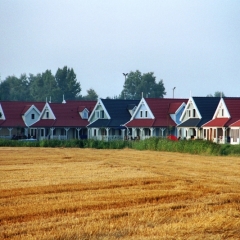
[213,98,230,119]
[22,105,41,127]
[180,97,201,122]
[79,108,89,119]
[130,98,154,120]
[0,104,6,120]
[88,99,110,123]
[38,103,56,120]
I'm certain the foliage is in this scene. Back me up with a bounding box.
[1,138,240,156]
[206,91,226,97]
[0,66,81,102]
[55,66,81,101]
[120,70,166,100]
[81,88,98,100]
[29,70,59,102]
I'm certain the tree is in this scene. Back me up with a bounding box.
[29,70,59,102]
[82,88,98,100]
[55,66,81,100]
[0,74,30,101]
[207,91,226,97]
[120,70,166,99]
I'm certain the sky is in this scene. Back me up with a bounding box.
[1,0,240,99]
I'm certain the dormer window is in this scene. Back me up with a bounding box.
[31,114,35,119]
[83,111,88,119]
[46,112,49,118]
[80,109,89,119]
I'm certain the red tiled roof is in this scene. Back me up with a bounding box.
[230,120,240,127]
[31,119,55,127]
[0,101,45,127]
[146,98,187,127]
[33,100,96,128]
[203,118,229,127]
[126,98,187,128]
[125,119,155,127]
[168,102,183,114]
[202,98,240,128]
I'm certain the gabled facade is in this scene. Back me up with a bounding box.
[125,98,187,140]
[0,101,45,139]
[31,101,96,140]
[203,98,240,144]
[177,97,221,139]
[87,99,140,141]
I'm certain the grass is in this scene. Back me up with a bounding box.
[1,147,240,239]
[2,137,240,156]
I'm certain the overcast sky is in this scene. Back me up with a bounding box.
[1,0,240,99]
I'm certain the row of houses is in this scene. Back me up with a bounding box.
[1,96,240,144]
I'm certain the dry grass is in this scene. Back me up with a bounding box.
[1,147,240,239]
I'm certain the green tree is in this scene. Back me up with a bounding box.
[82,88,98,100]
[120,70,166,99]
[207,91,226,97]
[55,66,81,100]
[0,74,30,101]
[29,70,59,102]
[0,80,11,100]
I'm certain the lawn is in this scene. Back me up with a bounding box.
[1,147,240,239]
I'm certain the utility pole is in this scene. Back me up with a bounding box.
[173,87,176,98]
[123,73,128,99]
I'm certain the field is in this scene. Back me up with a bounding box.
[1,148,240,239]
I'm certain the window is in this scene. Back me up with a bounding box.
[222,109,224,116]
[188,110,191,117]
[94,129,97,136]
[95,111,100,119]
[193,109,196,117]
[101,110,104,118]
[46,112,49,118]
[140,110,143,118]
[145,111,148,118]
[82,110,88,119]
[31,114,35,119]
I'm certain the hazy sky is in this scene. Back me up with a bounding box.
[1,0,240,98]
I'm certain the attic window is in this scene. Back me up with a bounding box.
[101,110,104,118]
[222,109,224,116]
[140,110,143,118]
[46,112,49,119]
[81,110,88,119]
[193,109,196,117]
[83,111,88,119]
[31,114,35,119]
[145,111,148,117]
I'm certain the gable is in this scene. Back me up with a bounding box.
[0,104,6,120]
[132,98,154,120]
[39,103,56,120]
[23,105,41,127]
[88,99,110,123]
[180,97,201,122]
[213,98,230,118]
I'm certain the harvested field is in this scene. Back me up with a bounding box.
[1,147,240,239]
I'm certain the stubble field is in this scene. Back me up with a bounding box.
[1,147,240,239]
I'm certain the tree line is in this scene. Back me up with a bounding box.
[0,67,167,102]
